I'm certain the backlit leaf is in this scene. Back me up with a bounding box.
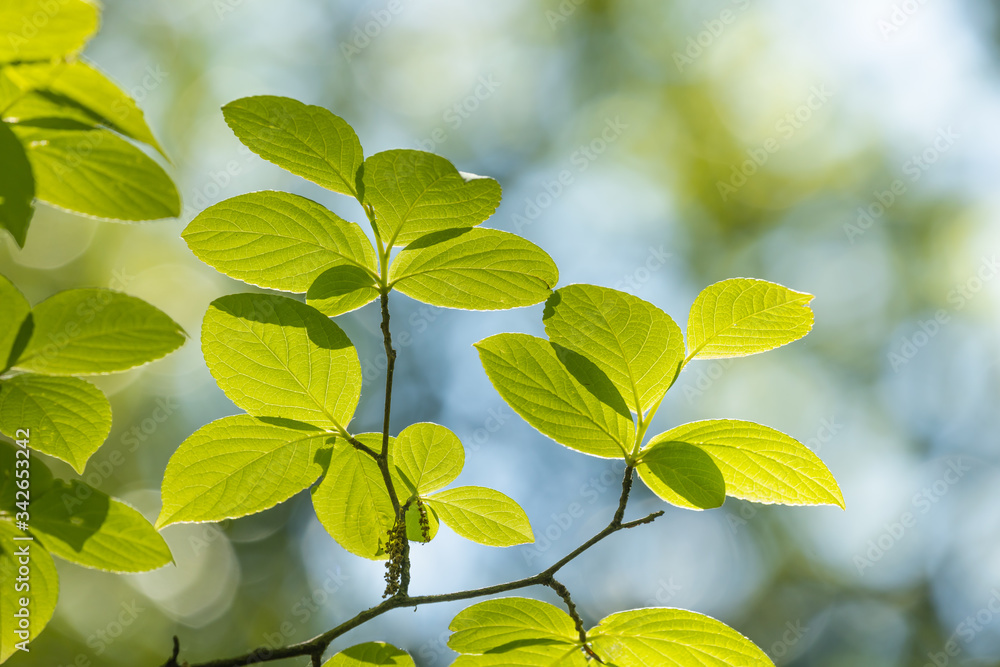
[0,121,34,247]
[425,486,533,547]
[0,0,99,63]
[635,442,725,510]
[0,274,30,368]
[390,422,464,497]
[157,415,335,528]
[449,597,579,655]
[0,519,58,662]
[390,228,558,311]
[686,278,813,360]
[322,642,415,667]
[0,374,110,473]
[14,289,185,375]
[475,333,634,458]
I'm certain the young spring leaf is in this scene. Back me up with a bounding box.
[322,642,416,667]
[686,278,814,360]
[389,422,464,497]
[29,480,171,572]
[13,289,186,376]
[0,122,35,247]
[452,647,588,667]
[543,284,685,414]
[0,0,99,63]
[0,374,111,473]
[2,90,105,126]
[306,265,381,318]
[312,434,393,559]
[10,125,180,221]
[475,333,634,458]
[0,274,30,367]
[202,294,361,431]
[389,228,558,311]
[635,442,726,510]
[424,486,533,547]
[588,607,774,666]
[361,150,501,246]
[222,96,364,197]
[157,415,335,528]
[448,597,580,656]
[0,519,58,663]
[182,191,378,294]
[640,420,845,508]
[6,61,165,154]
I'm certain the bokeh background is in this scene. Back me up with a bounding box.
[3,0,1000,665]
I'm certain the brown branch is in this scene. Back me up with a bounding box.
[163,465,661,667]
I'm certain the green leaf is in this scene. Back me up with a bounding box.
[686,278,814,360]
[10,125,180,221]
[475,333,634,458]
[390,422,464,497]
[635,442,725,510]
[14,288,186,376]
[322,642,415,667]
[589,608,774,667]
[0,374,110,473]
[222,96,363,197]
[361,149,501,246]
[0,275,30,368]
[452,646,588,667]
[6,61,164,154]
[390,228,558,311]
[449,597,579,655]
[0,0,99,63]
[157,415,335,528]
[405,499,439,544]
[306,265,381,317]
[425,486,533,547]
[183,191,378,296]
[29,480,171,572]
[3,90,105,126]
[0,121,35,247]
[0,519,58,663]
[202,294,361,431]
[0,441,54,512]
[312,433,392,559]
[641,420,844,508]
[543,285,685,414]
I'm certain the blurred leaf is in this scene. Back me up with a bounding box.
[11,125,179,221]
[0,374,110,473]
[0,441,54,510]
[641,420,844,508]
[3,90,105,126]
[449,597,579,655]
[543,284,684,414]
[687,278,813,360]
[476,333,634,458]
[312,433,392,559]
[0,121,35,247]
[7,61,164,154]
[635,441,725,510]
[0,519,58,663]
[30,480,171,572]
[14,288,185,375]
[183,190,377,294]
[0,0,99,63]
[0,275,30,368]
[157,415,335,528]
[223,95,363,197]
[390,228,558,311]
[361,149,501,246]
[202,294,361,431]
[322,642,415,667]
[389,422,464,497]
[425,486,533,547]
[589,608,774,666]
